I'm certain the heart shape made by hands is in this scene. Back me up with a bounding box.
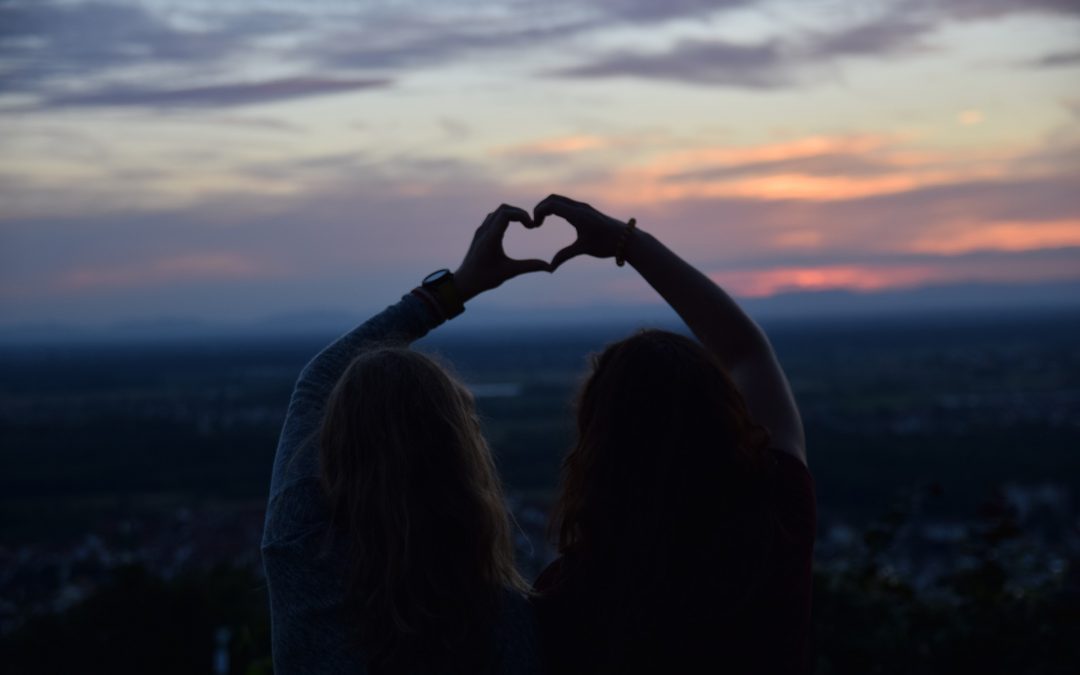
[502,214,577,267]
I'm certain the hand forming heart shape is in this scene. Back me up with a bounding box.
[501,211,577,270]
[453,196,632,303]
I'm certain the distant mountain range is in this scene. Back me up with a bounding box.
[3,279,1079,345]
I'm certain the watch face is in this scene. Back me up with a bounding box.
[423,269,451,286]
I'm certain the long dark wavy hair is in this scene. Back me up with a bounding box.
[547,329,777,669]
[319,348,527,673]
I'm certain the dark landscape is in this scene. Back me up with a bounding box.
[2,308,1079,673]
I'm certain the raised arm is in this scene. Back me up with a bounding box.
[535,194,805,464]
[262,204,549,674]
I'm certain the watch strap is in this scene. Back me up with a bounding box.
[411,287,445,321]
[421,270,465,319]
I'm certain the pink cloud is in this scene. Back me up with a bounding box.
[710,264,939,297]
[705,252,1080,299]
[910,219,1080,255]
[494,135,614,157]
[58,253,271,291]
[565,132,1027,206]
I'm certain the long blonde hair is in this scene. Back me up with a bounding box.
[319,347,526,673]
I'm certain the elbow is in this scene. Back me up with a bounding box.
[726,322,771,367]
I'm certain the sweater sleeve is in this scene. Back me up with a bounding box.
[266,292,443,504]
[260,292,443,675]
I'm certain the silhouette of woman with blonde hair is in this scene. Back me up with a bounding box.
[262,205,549,674]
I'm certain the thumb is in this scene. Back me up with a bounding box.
[507,258,552,277]
[551,241,586,270]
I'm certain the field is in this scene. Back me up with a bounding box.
[2,309,1079,672]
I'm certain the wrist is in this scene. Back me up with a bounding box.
[411,287,445,320]
[622,226,648,268]
[452,267,482,303]
[420,268,467,319]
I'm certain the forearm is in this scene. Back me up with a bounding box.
[294,292,440,399]
[625,227,805,459]
[624,228,768,369]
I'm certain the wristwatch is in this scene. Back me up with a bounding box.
[421,269,465,319]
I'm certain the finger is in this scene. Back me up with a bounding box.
[551,240,587,270]
[491,204,534,234]
[533,195,579,229]
[502,203,542,229]
[540,193,582,206]
[533,194,563,225]
[472,210,495,239]
[472,211,496,241]
[505,258,552,277]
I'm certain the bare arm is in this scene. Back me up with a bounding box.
[623,229,805,463]
[536,194,806,464]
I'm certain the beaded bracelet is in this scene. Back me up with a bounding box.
[614,217,637,267]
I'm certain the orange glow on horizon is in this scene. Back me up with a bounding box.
[710,265,939,297]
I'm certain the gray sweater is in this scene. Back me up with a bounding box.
[261,293,541,674]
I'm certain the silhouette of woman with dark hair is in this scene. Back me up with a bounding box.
[261,205,549,674]
[529,195,815,674]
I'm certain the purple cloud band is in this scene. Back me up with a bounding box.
[37,76,392,109]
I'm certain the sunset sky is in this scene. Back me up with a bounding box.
[1,0,1078,328]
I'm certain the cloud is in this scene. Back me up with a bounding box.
[34,76,392,110]
[646,172,1080,263]
[563,132,1080,211]
[573,134,997,203]
[314,13,605,70]
[596,0,757,23]
[550,0,1080,88]
[929,0,1080,20]
[1029,50,1080,67]
[909,219,1080,254]
[957,110,985,125]
[551,15,935,87]
[0,1,336,112]
[57,252,271,291]
[495,135,625,157]
[5,0,1078,108]
[553,39,791,87]
[307,0,768,73]
[707,246,1080,298]
[1,1,752,96]
[664,152,898,182]
[0,2,297,91]
[3,144,1080,324]
[803,16,934,58]
[710,263,940,297]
